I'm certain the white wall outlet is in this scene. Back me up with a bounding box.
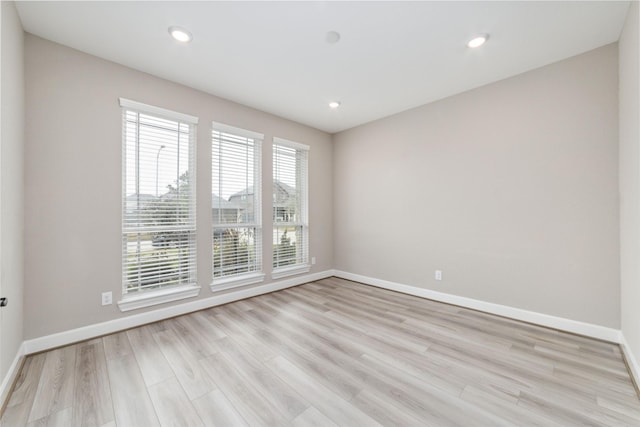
[435,270,443,281]
[101,291,113,306]
[311,257,317,265]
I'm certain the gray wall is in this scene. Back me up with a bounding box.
[0,1,24,381]
[333,44,620,328]
[24,35,333,339]
[619,1,640,367]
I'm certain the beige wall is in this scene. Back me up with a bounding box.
[619,1,640,368]
[0,1,24,380]
[18,18,631,343]
[24,35,333,339]
[333,44,620,328]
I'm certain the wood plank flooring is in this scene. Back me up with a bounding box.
[2,277,639,426]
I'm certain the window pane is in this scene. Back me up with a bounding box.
[213,227,260,277]
[123,105,196,294]
[212,126,262,281]
[272,139,309,271]
[272,144,299,222]
[273,225,304,268]
[124,231,196,291]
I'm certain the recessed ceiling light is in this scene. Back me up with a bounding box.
[329,101,341,109]
[467,34,488,48]
[326,31,341,44]
[169,26,192,43]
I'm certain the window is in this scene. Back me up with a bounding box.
[120,98,198,311]
[272,137,310,278]
[212,123,264,289]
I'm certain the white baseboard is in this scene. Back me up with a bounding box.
[333,270,622,343]
[8,269,638,404]
[620,333,640,391]
[0,342,26,408]
[23,270,333,354]
[17,268,626,358]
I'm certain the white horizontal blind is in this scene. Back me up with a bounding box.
[272,138,309,269]
[122,100,197,295]
[212,124,263,281]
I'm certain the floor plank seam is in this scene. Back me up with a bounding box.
[3,278,639,426]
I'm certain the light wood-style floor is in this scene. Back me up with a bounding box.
[2,277,640,426]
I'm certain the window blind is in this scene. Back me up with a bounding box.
[212,123,263,283]
[272,138,309,270]
[121,99,197,295]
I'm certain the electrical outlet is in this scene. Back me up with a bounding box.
[101,291,113,306]
[435,270,443,281]
[311,257,316,265]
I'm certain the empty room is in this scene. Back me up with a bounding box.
[0,0,639,425]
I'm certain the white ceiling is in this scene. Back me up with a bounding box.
[16,1,630,134]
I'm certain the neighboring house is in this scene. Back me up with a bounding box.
[227,181,297,223]
[272,181,297,223]
[212,194,241,225]
[228,187,255,223]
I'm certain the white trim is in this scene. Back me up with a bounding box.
[273,137,310,152]
[0,342,26,408]
[212,122,263,141]
[23,270,333,355]
[210,272,266,291]
[117,284,201,312]
[272,264,311,280]
[119,97,199,124]
[620,333,640,391]
[333,270,621,343]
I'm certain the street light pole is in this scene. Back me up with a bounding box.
[156,145,166,197]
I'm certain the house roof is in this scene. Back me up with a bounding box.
[125,193,156,209]
[230,181,296,200]
[212,194,240,210]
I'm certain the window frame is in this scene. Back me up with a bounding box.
[118,98,200,311]
[211,122,265,291]
[272,137,310,279]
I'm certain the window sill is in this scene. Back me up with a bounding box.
[209,272,265,292]
[272,264,311,280]
[117,284,201,312]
